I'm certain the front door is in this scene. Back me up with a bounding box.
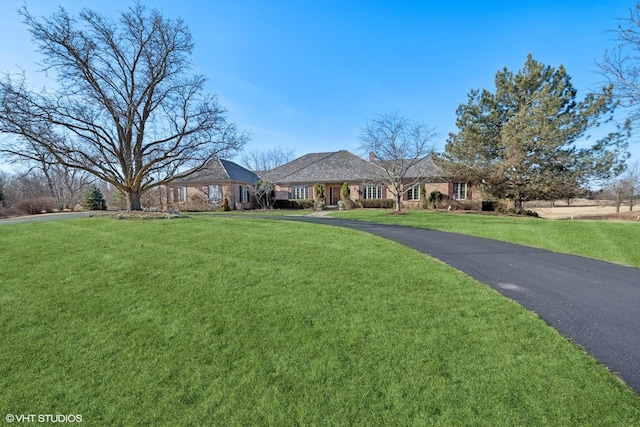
[329,186,341,205]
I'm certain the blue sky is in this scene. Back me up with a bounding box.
[0,0,638,168]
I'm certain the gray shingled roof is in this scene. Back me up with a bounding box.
[174,159,259,184]
[404,155,445,179]
[260,150,388,184]
[261,150,443,184]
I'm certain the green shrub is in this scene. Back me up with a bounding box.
[273,199,314,209]
[340,182,350,200]
[494,200,510,213]
[451,200,479,211]
[419,186,428,209]
[313,183,324,201]
[428,190,443,209]
[356,199,395,209]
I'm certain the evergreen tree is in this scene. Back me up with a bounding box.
[111,191,128,210]
[340,182,350,201]
[443,55,629,213]
[81,185,105,210]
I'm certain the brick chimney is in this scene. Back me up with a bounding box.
[369,152,375,162]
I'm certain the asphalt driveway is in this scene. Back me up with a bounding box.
[286,216,640,394]
[0,212,88,225]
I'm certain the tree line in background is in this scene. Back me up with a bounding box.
[0,168,172,217]
[1,3,640,217]
[603,161,640,212]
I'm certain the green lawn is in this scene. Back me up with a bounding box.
[1,216,639,425]
[330,209,640,268]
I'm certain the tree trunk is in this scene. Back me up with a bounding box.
[395,193,402,212]
[127,190,142,211]
[41,166,64,212]
[514,196,523,214]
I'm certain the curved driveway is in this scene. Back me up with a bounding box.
[0,212,88,225]
[286,216,640,394]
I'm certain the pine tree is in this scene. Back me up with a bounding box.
[111,191,128,210]
[81,185,106,210]
[443,55,628,213]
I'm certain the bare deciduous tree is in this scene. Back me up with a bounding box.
[626,161,640,210]
[0,172,6,207]
[254,180,277,210]
[0,3,247,210]
[621,161,640,211]
[241,146,293,209]
[3,136,92,211]
[10,171,50,201]
[605,177,627,213]
[359,113,437,212]
[599,5,640,126]
[604,161,640,212]
[240,146,295,172]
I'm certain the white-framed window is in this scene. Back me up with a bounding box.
[291,186,309,199]
[174,186,186,203]
[453,182,467,200]
[363,185,382,200]
[208,185,220,203]
[239,186,248,203]
[406,185,421,201]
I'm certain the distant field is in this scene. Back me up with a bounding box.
[521,198,636,219]
[531,205,636,219]
[1,216,639,425]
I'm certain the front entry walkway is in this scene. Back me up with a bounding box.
[303,210,334,218]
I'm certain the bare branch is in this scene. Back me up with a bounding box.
[0,2,246,210]
[240,146,295,172]
[359,113,438,212]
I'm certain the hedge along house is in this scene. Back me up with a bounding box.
[260,150,479,209]
[166,159,259,210]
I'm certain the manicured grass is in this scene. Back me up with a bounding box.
[1,216,639,425]
[330,209,640,267]
[191,209,309,216]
